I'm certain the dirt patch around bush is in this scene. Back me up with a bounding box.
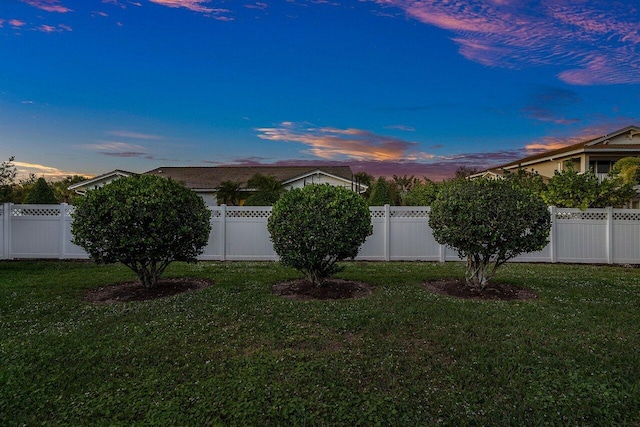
[84,277,212,304]
[425,279,537,301]
[272,279,376,301]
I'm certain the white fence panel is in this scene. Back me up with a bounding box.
[1,203,640,264]
[612,210,640,264]
[357,207,387,260]
[0,204,8,260]
[554,209,609,263]
[200,207,225,260]
[10,205,65,258]
[61,205,90,259]
[223,207,276,261]
[389,207,440,261]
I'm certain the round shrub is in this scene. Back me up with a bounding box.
[71,175,211,288]
[267,184,372,287]
[429,178,550,289]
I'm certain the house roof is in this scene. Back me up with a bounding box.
[478,125,640,175]
[144,165,356,189]
[67,169,135,191]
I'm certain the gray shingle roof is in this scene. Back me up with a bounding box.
[144,165,354,189]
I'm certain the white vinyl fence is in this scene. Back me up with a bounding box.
[1,203,640,264]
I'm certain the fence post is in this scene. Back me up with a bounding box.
[220,205,227,261]
[384,204,390,261]
[2,203,9,260]
[59,203,67,259]
[606,206,613,264]
[549,206,557,263]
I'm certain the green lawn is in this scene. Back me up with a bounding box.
[1,260,639,426]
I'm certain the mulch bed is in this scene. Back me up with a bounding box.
[83,277,212,304]
[272,279,376,301]
[424,279,537,301]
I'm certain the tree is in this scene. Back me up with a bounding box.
[429,178,551,289]
[454,165,480,179]
[10,174,37,204]
[541,164,634,209]
[23,177,58,204]
[216,180,243,206]
[267,184,372,287]
[52,175,88,204]
[244,173,284,206]
[71,175,212,289]
[0,156,17,203]
[612,157,640,185]
[502,168,546,195]
[353,171,373,198]
[404,179,441,206]
[368,177,394,206]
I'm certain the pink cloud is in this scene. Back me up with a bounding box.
[38,25,56,33]
[9,19,27,27]
[374,0,640,85]
[20,0,72,13]
[523,123,630,153]
[35,23,72,33]
[256,122,434,162]
[245,2,268,10]
[0,19,4,28]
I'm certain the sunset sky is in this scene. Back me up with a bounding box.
[1,0,639,181]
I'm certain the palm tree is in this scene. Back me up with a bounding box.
[244,174,285,206]
[216,180,243,206]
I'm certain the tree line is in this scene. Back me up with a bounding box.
[0,157,87,204]
[359,157,640,209]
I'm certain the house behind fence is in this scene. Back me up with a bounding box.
[2,203,640,264]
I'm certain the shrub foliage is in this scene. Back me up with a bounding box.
[429,178,551,288]
[71,175,211,288]
[267,184,372,286]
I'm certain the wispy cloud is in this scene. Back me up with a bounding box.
[256,122,434,161]
[20,0,72,13]
[375,0,640,85]
[148,0,233,19]
[8,20,27,27]
[83,141,148,157]
[522,86,581,124]
[107,130,163,140]
[384,124,416,132]
[14,161,87,180]
[245,2,268,10]
[523,124,616,152]
[36,23,72,33]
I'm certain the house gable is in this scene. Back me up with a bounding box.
[67,170,135,195]
[475,125,640,179]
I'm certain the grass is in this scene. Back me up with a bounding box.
[1,260,640,426]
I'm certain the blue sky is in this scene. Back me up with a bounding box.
[1,0,639,180]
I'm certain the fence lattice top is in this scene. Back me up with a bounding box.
[11,207,62,217]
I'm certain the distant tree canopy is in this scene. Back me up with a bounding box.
[52,175,88,204]
[368,177,394,206]
[404,180,441,206]
[244,173,284,206]
[23,178,58,204]
[612,157,640,185]
[216,180,243,206]
[0,157,17,203]
[541,163,634,209]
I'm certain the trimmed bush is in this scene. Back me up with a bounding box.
[71,175,211,288]
[429,178,551,288]
[267,184,372,286]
